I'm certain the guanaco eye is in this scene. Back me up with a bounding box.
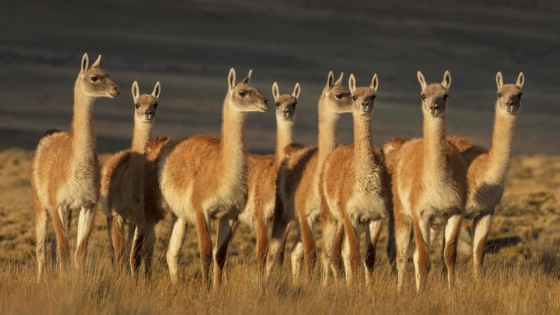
[335,93,343,100]
[352,96,357,101]
[238,91,246,97]
[135,104,140,109]
[443,94,449,100]
[421,94,426,100]
[275,102,280,108]
[91,76,98,82]
[498,92,503,98]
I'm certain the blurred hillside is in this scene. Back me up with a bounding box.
[0,0,559,154]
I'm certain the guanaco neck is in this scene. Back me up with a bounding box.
[353,114,377,178]
[131,120,152,155]
[128,119,152,195]
[422,113,447,180]
[71,79,96,164]
[275,117,294,164]
[317,98,339,169]
[220,97,248,182]
[486,102,517,185]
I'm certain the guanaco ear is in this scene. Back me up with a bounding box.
[370,73,379,92]
[228,68,236,92]
[441,70,452,90]
[348,74,356,96]
[325,71,335,92]
[80,53,89,77]
[151,81,161,99]
[241,69,252,84]
[131,81,140,102]
[272,82,280,102]
[334,72,344,86]
[417,71,427,90]
[516,72,524,89]
[496,72,504,89]
[91,55,102,68]
[292,82,301,99]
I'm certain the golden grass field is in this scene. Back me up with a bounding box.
[0,148,559,314]
[2,0,560,313]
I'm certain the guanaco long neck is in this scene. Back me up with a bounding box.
[128,119,152,192]
[317,99,339,170]
[131,120,152,155]
[423,114,447,180]
[220,99,248,180]
[486,102,517,185]
[353,115,377,177]
[275,117,294,163]
[71,79,96,163]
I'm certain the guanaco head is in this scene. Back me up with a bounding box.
[227,68,269,113]
[131,81,161,123]
[78,53,120,98]
[272,82,300,121]
[348,73,378,117]
[321,71,353,114]
[417,70,451,118]
[496,72,524,115]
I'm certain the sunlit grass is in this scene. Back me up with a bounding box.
[0,149,559,314]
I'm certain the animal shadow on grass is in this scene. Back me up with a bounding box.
[485,236,522,254]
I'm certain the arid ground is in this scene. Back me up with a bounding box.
[1,0,560,314]
[0,146,559,313]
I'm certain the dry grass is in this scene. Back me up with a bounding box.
[1,148,560,314]
[1,254,559,314]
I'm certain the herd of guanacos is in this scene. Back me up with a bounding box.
[29,53,524,293]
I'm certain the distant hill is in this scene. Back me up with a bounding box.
[1,0,558,154]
